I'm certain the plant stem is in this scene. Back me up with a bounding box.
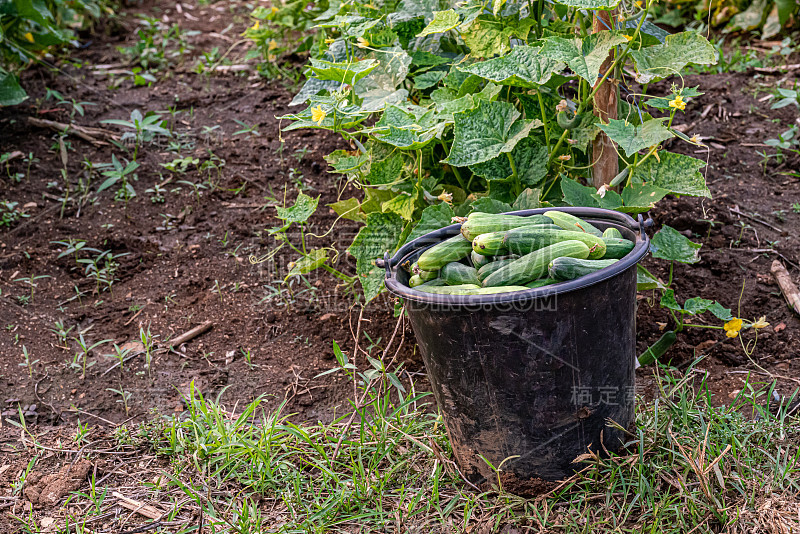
[536,88,550,150]
[506,152,521,196]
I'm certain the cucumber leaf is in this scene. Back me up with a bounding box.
[328,197,366,223]
[470,197,512,213]
[634,151,711,198]
[540,32,627,83]
[469,137,549,187]
[0,72,27,106]
[348,212,404,302]
[309,58,379,85]
[418,9,460,37]
[444,100,540,167]
[597,118,674,157]
[629,31,717,83]
[457,46,564,88]
[650,225,701,264]
[619,183,670,213]
[460,15,534,59]
[276,192,319,223]
[407,202,455,241]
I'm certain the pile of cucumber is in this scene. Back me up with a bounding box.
[406,211,635,296]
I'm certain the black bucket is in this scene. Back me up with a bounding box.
[377,207,651,485]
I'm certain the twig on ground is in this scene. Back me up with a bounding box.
[112,491,163,520]
[168,321,213,347]
[124,303,149,326]
[753,63,800,73]
[771,260,800,315]
[729,206,784,233]
[27,117,119,145]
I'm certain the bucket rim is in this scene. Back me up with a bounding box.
[379,207,651,306]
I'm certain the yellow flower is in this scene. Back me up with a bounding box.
[24,32,35,43]
[310,105,326,125]
[271,6,279,14]
[617,13,625,21]
[558,154,571,162]
[751,316,769,329]
[268,39,278,51]
[356,37,369,48]
[438,191,453,204]
[251,20,260,30]
[668,94,686,111]
[325,38,335,44]
[689,134,700,144]
[623,34,633,42]
[724,318,743,338]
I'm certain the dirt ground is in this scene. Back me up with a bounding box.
[1,0,800,527]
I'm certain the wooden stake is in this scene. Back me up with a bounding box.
[591,9,619,189]
[771,260,800,316]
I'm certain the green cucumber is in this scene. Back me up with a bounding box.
[460,213,553,241]
[602,227,623,239]
[441,262,481,286]
[417,234,472,271]
[414,283,481,294]
[601,237,635,259]
[477,258,517,281]
[525,277,559,288]
[504,227,606,259]
[482,240,590,287]
[471,251,492,269]
[547,257,619,281]
[472,231,508,256]
[638,331,677,366]
[544,211,603,237]
[411,262,438,281]
[415,284,529,295]
[421,278,447,286]
[556,110,582,129]
[409,274,424,287]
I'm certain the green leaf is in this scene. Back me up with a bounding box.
[457,46,564,88]
[276,192,319,223]
[348,212,404,302]
[683,297,714,315]
[597,118,674,157]
[561,177,600,208]
[634,151,711,198]
[460,15,534,59]
[470,197,512,214]
[328,197,366,223]
[413,70,446,90]
[411,51,450,67]
[776,0,796,26]
[287,249,329,277]
[650,225,701,264]
[469,137,548,187]
[636,264,666,291]
[552,0,621,8]
[568,112,601,154]
[308,58,379,85]
[541,32,627,83]
[444,100,540,167]
[660,289,682,311]
[408,202,454,241]
[418,10,460,37]
[354,46,413,112]
[365,152,405,185]
[382,194,416,220]
[372,105,439,149]
[619,183,669,213]
[707,301,733,321]
[630,31,717,83]
[290,76,340,106]
[325,150,370,174]
[0,71,27,106]
[512,188,542,210]
[729,0,769,31]
[361,188,396,214]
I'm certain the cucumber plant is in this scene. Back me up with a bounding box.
[268,0,719,301]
